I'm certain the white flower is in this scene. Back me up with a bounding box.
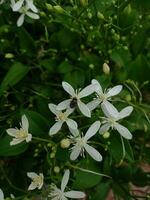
[48,169,85,200]
[6,114,32,145]
[48,104,78,136]
[70,121,102,162]
[12,0,38,13]
[11,0,39,27]
[100,101,133,139]
[57,81,96,117]
[0,189,4,200]
[27,172,44,190]
[87,79,122,111]
[0,0,5,4]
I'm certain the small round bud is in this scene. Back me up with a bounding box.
[123,46,128,51]
[35,148,39,153]
[40,11,46,17]
[113,33,120,41]
[53,5,64,13]
[54,166,60,174]
[50,152,55,158]
[124,4,132,15]
[5,53,14,59]
[125,94,132,102]
[103,132,110,139]
[80,0,88,7]
[111,29,115,34]
[80,44,85,49]
[89,64,95,69]
[88,12,92,19]
[103,63,110,75]
[60,138,70,149]
[97,11,104,20]
[46,3,53,10]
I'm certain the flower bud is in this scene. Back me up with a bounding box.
[89,64,95,69]
[80,0,88,7]
[124,4,132,15]
[88,12,92,19]
[97,11,104,20]
[125,94,132,102]
[5,53,14,59]
[103,63,110,75]
[54,166,60,174]
[50,152,55,158]
[60,138,70,149]
[46,3,53,11]
[53,5,64,13]
[103,132,110,139]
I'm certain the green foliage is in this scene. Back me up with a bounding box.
[0,0,150,199]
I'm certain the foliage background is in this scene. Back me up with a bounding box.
[0,0,150,199]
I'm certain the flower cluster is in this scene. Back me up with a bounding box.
[5,79,133,199]
[48,80,133,162]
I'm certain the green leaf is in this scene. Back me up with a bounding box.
[58,61,72,74]
[0,135,28,156]
[73,158,102,189]
[40,59,57,71]
[108,135,134,163]
[92,181,111,200]
[17,27,36,55]
[0,62,29,95]
[64,70,85,87]
[23,110,50,136]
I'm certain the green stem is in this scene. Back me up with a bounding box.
[32,136,52,143]
[68,164,112,179]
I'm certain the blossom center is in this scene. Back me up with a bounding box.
[17,129,28,139]
[33,176,43,186]
[57,112,67,121]
[99,93,107,101]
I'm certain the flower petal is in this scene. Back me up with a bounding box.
[106,85,123,98]
[87,99,101,111]
[26,134,32,142]
[65,108,74,116]
[69,127,80,137]
[99,123,110,134]
[84,121,101,141]
[91,79,103,95]
[0,189,4,200]
[17,14,25,27]
[49,121,63,136]
[118,106,133,120]
[27,172,37,179]
[6,128,18,137]
[26,11,39,19]
[57,99,71,110]
[77,100,91,117]
[114,123,132,140]
[65,191,85,199]
[10,138,24,145]
[26,0,38,12]
[61,170,70,192]
[62,81,75,96]
[101,101,119,119]
[84,143,102,162]
[70,146,81,160]
[12,0,24,11]
[78,84,95,98]
[21,114,29,132]
[66,119,77,130]
[48,103,59,115]
[28,182,37,190]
